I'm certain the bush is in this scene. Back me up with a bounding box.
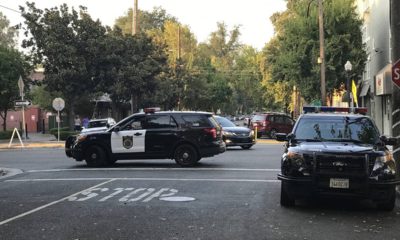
[49,127,70,135]
[0,130,22,139]
[52,131,77,141]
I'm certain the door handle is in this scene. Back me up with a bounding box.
[134,132,142,136]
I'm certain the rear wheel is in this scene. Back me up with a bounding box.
[376,187,396,211]
[174,144,198,167]
[280,181,295,207]
[85,145,108,167]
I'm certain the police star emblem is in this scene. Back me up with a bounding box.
[123,136,134,149]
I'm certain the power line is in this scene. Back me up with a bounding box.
[0,4,21,14]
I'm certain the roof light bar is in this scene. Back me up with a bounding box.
[144,107,161,114]
[303,106,367,115]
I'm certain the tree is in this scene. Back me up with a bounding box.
[20,3,109,127]
[264,0,367,103]
[0,12,17,47]
[0,46,28,131]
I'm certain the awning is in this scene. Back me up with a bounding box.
[359,82,370,97]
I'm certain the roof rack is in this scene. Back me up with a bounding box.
[303,106,367,115]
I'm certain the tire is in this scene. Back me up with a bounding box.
[376,187,396,211]
[280,181,295,207]
[85,145,108,167]
[270,129,277,139]
[241,145,252,150]
[174,144,198,167]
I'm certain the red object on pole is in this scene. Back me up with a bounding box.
[392,59,400,88]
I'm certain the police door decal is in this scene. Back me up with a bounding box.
[111,130,146,153]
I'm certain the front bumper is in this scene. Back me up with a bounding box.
[224,136,255,147]
[278,174,400,200]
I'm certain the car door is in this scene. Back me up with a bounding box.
[144,114,178,155]
[111,115,146,154]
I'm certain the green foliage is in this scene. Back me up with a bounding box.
[50,130,76,140]
[0,12,17,47]
[264,0,367,103]
[49,127,70,136]
[0,130,22,139]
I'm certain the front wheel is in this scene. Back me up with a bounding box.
[174,144,198,167]
[376,187,396,211]
[280,181,295,207]
[85,145,108,167]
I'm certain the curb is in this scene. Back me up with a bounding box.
[256,139,281,144]
[0,168,23,180]
[0,142,65,149]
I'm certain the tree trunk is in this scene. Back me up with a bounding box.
[0,109,7,131]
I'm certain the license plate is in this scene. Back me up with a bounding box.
[329,178,349,189]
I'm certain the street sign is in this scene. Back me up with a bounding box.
[52,98,65,111]
[17,76,24,97]
[392,59,400,88]
[14,100,31,107]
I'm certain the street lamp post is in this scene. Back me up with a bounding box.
[344,60,353,107]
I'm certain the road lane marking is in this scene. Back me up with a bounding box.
[6,178,280,183]
[0,179,116,226]
[27,168,280,173]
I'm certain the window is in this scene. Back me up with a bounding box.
[146,115,177,129]
[122,116,146,131]
[182,115,210,127]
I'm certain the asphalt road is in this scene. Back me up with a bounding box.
[0,144,400,240]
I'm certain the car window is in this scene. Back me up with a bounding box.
[145,115,177,129]
[88,120,108,128]
[122,116,146,131]
[182,115,211,127]
[294,117,379,144]
[252,115,265,121]
[284,117,294,125]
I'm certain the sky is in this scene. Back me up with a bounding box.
[0,0,287,50]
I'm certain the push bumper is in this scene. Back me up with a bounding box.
[278,174,400,200]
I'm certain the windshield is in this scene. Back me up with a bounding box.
[88,120,108,128]
[294,117,380,144]
[215,116,236,127]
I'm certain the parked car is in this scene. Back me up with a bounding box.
[276,106,399,210]
[66,110,226,167]
[250,113,294,138]
[214,116,255,149]
[81,118,116,133]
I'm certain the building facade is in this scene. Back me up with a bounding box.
[356,0,393,135]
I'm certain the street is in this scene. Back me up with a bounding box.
[0,143,399,240]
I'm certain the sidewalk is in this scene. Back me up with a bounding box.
[0,132,65,149]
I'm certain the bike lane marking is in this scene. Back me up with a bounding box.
[0,178,116,226]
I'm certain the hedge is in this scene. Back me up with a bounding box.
[0,130,22,140]
[49,127,70,136]
[52,131,77,141]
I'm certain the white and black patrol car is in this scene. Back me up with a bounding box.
[65,109,226,167]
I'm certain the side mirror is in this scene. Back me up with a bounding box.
[275,133,287,142]
[380,135,398,146]
[113,126,120,132]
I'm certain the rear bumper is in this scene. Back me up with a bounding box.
[200,141,226,158]
[278,174,400,200]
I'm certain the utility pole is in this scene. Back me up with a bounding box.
[132,0,139,36]
[131,0,139,114]
[390,0,400,175]
[318,0,326,106]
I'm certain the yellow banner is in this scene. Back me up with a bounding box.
[352,80,358,106]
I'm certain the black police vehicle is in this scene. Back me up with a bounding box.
[276,106,399,210]
[65,109,226,167]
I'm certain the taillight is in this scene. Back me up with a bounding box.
[204,128,217,139]
[262,121,267,127]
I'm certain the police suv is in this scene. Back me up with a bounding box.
[65,109,226,167]
[276,106,399,211]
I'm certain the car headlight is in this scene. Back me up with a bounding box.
[223,131,234,136]
[250,130,255,136]
[370,152,396,180]
[282,151,310,176]
[76,134,88,143]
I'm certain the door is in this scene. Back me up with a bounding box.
[144,115,178,155]
[111,116,146,153]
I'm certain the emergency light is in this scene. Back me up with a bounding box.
[144,107,161,113]
[303,106,367,115]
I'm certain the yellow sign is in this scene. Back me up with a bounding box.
[352,80,358,106]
